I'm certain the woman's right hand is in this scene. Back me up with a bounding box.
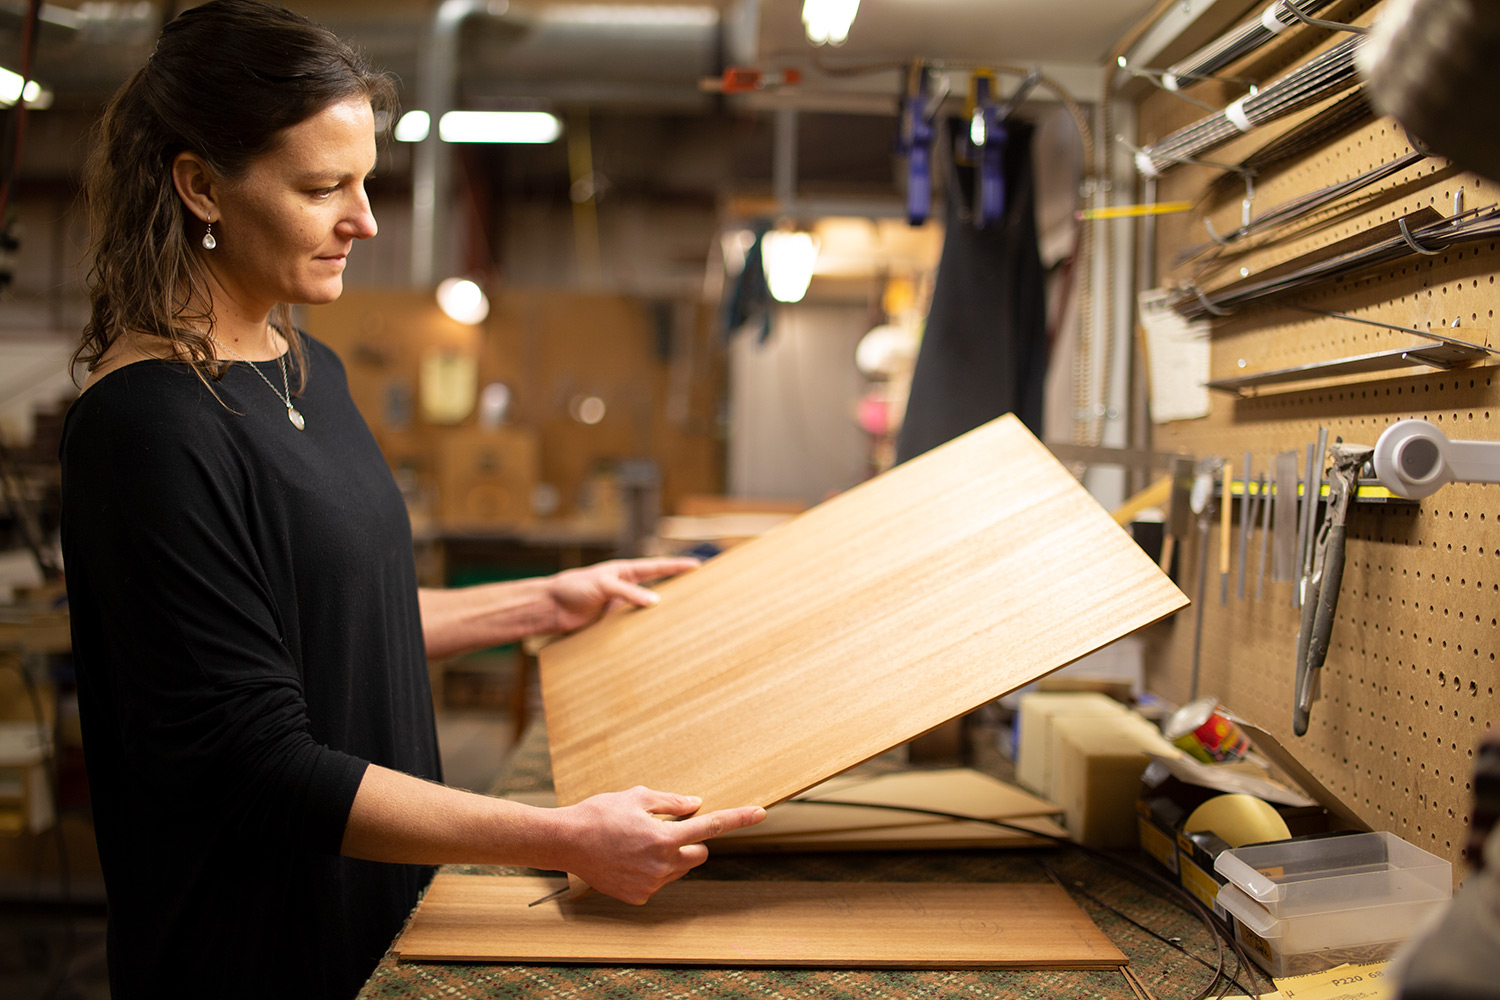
[544,786,765,904]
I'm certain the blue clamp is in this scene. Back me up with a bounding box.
[896,64,936,226]
[963,73,1007,229]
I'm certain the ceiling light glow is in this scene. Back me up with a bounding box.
[543,4,717,27]
[436,277,490,325]
[438,110,562,144]
[0,65,45,107]
[802,0,860,46]
[394,110,430,142]
[761,230,820,304]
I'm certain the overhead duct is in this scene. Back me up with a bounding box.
[410,1,721,287]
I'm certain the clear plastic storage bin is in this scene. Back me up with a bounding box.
[1213,831,1451,916]
[1216,881,1448,978]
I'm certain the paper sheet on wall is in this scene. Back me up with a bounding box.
[1139,288,1210,423]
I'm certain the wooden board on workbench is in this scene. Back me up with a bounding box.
[717,767,1062,842]
[395,874,1127,968]
[711,813,1069,853]
[798,768,1061,818]
[540,414,1187,825]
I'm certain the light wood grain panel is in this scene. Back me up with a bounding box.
[798,768,1061,815]
[394,874,1126,968]
[710,814,1069,853]
[540,414,1189,819]
[717,767,1062,841]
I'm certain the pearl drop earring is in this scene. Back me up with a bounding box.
[202,221,217,250]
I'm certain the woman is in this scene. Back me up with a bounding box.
[61,2,763,997]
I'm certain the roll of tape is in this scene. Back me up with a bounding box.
[1184,793,1291,847]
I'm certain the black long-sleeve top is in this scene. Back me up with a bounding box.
[60,336,441,999]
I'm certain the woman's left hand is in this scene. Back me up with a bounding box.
[547,557,700,633]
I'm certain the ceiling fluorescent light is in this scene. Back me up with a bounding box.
[394,111,431,143]
[542,4,717,27]
[0,65,49,108]
[438,111,562,144]
[802,0,860,46]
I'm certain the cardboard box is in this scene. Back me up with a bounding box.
[1015,692,1128,797]
[1053,713,1177,849]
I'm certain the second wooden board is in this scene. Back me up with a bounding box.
[718,767,1062,842]
[395,874,1127,968]
[541,414,1188,819]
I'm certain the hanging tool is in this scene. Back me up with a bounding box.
[963,70,1007,228]
[1374,418,1500,499]
[1294,428,1329,609]
[1294,442,1374,736]
[1162,456,1195,580]
[896,63,937,226]
[1236,452,1252,600]
[702,66,803,94]
[1272,450,1299,583]
[1219,458,1232,605]
[1255,471,1271,600]
[1188,457,1221,702]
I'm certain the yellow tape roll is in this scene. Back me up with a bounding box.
[1184,793,1291,848]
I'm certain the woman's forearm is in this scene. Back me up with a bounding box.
[417,579,557,660]
[339,763,558,867]
[339,764,768,904]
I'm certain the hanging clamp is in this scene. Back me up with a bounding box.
[896,63,937,226]
[962,70,1007,228]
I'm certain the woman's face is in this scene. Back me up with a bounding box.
[205,96,379,317]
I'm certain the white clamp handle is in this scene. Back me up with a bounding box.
[1373,419,1500,499]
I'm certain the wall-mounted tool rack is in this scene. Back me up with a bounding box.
[1127,0,1497,875]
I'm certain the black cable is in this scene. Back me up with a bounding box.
[1041,860,1264,999]
[782,796,1268,1000]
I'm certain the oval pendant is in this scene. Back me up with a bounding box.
[288,406,306,431]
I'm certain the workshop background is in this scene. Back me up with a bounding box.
[1,0,1498,997]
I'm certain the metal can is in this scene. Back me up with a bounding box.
[1162,697,1251,764]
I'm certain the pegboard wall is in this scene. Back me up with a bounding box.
[1134,0,1497,874]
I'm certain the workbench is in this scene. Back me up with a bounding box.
[357,720,1261,1000]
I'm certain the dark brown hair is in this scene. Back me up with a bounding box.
[78,0,397,390]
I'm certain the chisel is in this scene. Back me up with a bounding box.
[1256,472,1271,600]
[1220,460,1232,605]
[1237,451,1252,599]
[1273,451,1299,583]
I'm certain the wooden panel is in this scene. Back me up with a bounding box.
[1134,0,1498,872]
[711,814,1069,853]
[541,414,1188,822]
[717,767,1061,846]
[771,768,1060,827]
[504,771,1068,851]
[394,874,1127,968]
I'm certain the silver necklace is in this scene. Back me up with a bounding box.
[215,338,306,430]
